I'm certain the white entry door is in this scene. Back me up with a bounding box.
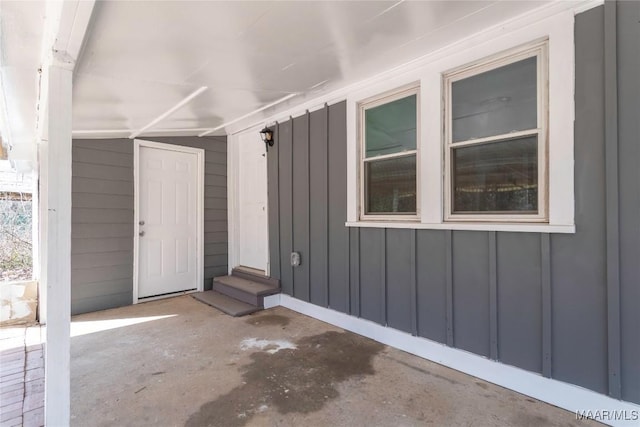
[237,131,268,272]
[136,141,202,299]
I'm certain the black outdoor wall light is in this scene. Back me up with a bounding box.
[259,127,274,150]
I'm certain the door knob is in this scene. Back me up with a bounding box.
[139,220,145,226]
[139,231,145,237]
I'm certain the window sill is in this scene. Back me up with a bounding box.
[345,221,575,234]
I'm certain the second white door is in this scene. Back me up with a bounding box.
[237,131,268,272]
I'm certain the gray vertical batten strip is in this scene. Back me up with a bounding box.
[344,109,351,314]
[306,111,311,300]
[345,231,352,314]
[489,232,498,360]
[541,233,552,378]
[445,230,454,346]
[345,191,351,314]
[325,104,330,307]
[290,116,295,296]
[274,123,281,280]
[410,230,418,336]
[355,228,361,316]
[381,229,387,325]
[604,0,622,399]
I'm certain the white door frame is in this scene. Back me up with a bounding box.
[133,139,205,304]
[228,127,270,276]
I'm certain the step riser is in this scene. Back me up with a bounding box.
[213,281,262,307]
[192,292,260,317]
[213,303,259,317]
[232,269,280,288]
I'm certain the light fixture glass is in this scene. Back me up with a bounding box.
[259,127,274,147]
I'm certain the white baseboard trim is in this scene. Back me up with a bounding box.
[265,293,639,427]
[263,294,281,309]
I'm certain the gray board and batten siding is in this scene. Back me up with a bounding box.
[616,0,640,405]
[71,136,228,315]
[266,5,639,405]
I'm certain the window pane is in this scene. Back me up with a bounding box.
[365,155,416,214]
[365,94,416,158]
[453,136,537,213]
[452,56,537,142]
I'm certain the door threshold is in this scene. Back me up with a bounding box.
[235,266,266,276]
[136,289,198,304]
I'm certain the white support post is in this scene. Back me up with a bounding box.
[32,162,41,319]
[43,63,73,427]
[37,141,47,324]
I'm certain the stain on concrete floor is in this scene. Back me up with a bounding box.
[244,313,290,328]
[185,331,383,427]
[71,297,599,427]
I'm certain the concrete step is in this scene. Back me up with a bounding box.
[213,275,280,307]
[232,267,280,288]
[192,291,260,317]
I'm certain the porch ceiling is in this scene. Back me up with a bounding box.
[3,0,579,159]
[71,0,553,139]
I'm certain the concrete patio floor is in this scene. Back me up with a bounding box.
[71,295,595,427]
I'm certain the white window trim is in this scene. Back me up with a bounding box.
[443,41,548,223]
[346,9,576,234]
[358,84,420,221]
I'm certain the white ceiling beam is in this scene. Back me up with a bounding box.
[73,127,218,136]
[36,0,96,143]
[366,0,405,23]
[128,86,208,139]
[55,1,95,61]
[72,129,132,135]
[198,93,298,137]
